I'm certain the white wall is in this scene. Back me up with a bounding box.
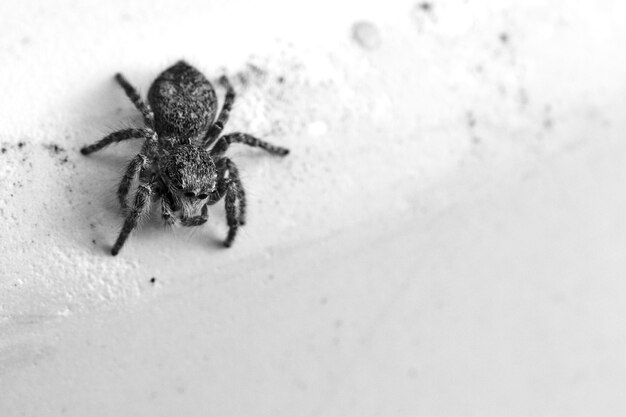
[1,0,626,415]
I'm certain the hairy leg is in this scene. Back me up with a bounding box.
[117,154,149,210]
[111,182,153,256]
[223,158,246,225]
[210,132,290,157]
[115,73,155,128]
[80,128,156,155]
[213,158,246,247]
[161,192,177,227]
[223,180,241,247]
[203,76,235,148]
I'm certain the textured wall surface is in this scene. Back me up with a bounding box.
[1,0,626,415]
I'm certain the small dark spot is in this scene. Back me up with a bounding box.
[149,277,156,285]
[466,111,477,128]
[246,63,267,77]
[44,143,65,154]
[1,147,6,154]
[277,76,285,84]
[543,119,553,130]
[236,72,250,87]
[60,156,69,164]
[90,223,96,229]
[517,88,529,108]
[543,106,554,130]
[418,1,433,12]
[92,239,96,245]
[351,21,382,50]
[17,142,25,149]
[499,32,509,44]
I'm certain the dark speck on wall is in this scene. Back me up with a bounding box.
[149,277,156,285]
[351,21,382,50]
[418,1,433,12]
[246,63,267,78]
[44,143,65,154]
[466,111,477,128]
[499,32,510,44]
[17,141,25,149]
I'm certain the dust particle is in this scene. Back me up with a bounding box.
[499,32,509,44]
[543,106,554,130]
[17,142,25,149]
[466,111,477,128]
[247,63,267,77]
[418,2,432,12]
[234,62,269,88]
[351,21,382,50]
[236,72,250,87]
[149,277,156,285]
[44,143,65,154]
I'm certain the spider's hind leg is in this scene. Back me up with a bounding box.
[210,132,289,158]
[80,128,155,155]
[115,73,155,128]
[203,76,235,148]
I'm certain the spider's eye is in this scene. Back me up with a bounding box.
[184,191,196,198]
[197,193,209,199]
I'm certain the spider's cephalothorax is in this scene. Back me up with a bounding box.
[81,61,289,256]
[160,144,218,219]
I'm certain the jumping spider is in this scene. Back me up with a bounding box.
[81,61,289,256]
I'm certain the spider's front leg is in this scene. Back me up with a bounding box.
[111,180,155,256]
[117,154,148,211]
[213,157,246,247]
[160,193,177,227]
[116,135,158,210]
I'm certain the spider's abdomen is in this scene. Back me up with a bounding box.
[147,61,217,141]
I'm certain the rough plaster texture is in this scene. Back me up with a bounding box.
[1,0,626,415]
